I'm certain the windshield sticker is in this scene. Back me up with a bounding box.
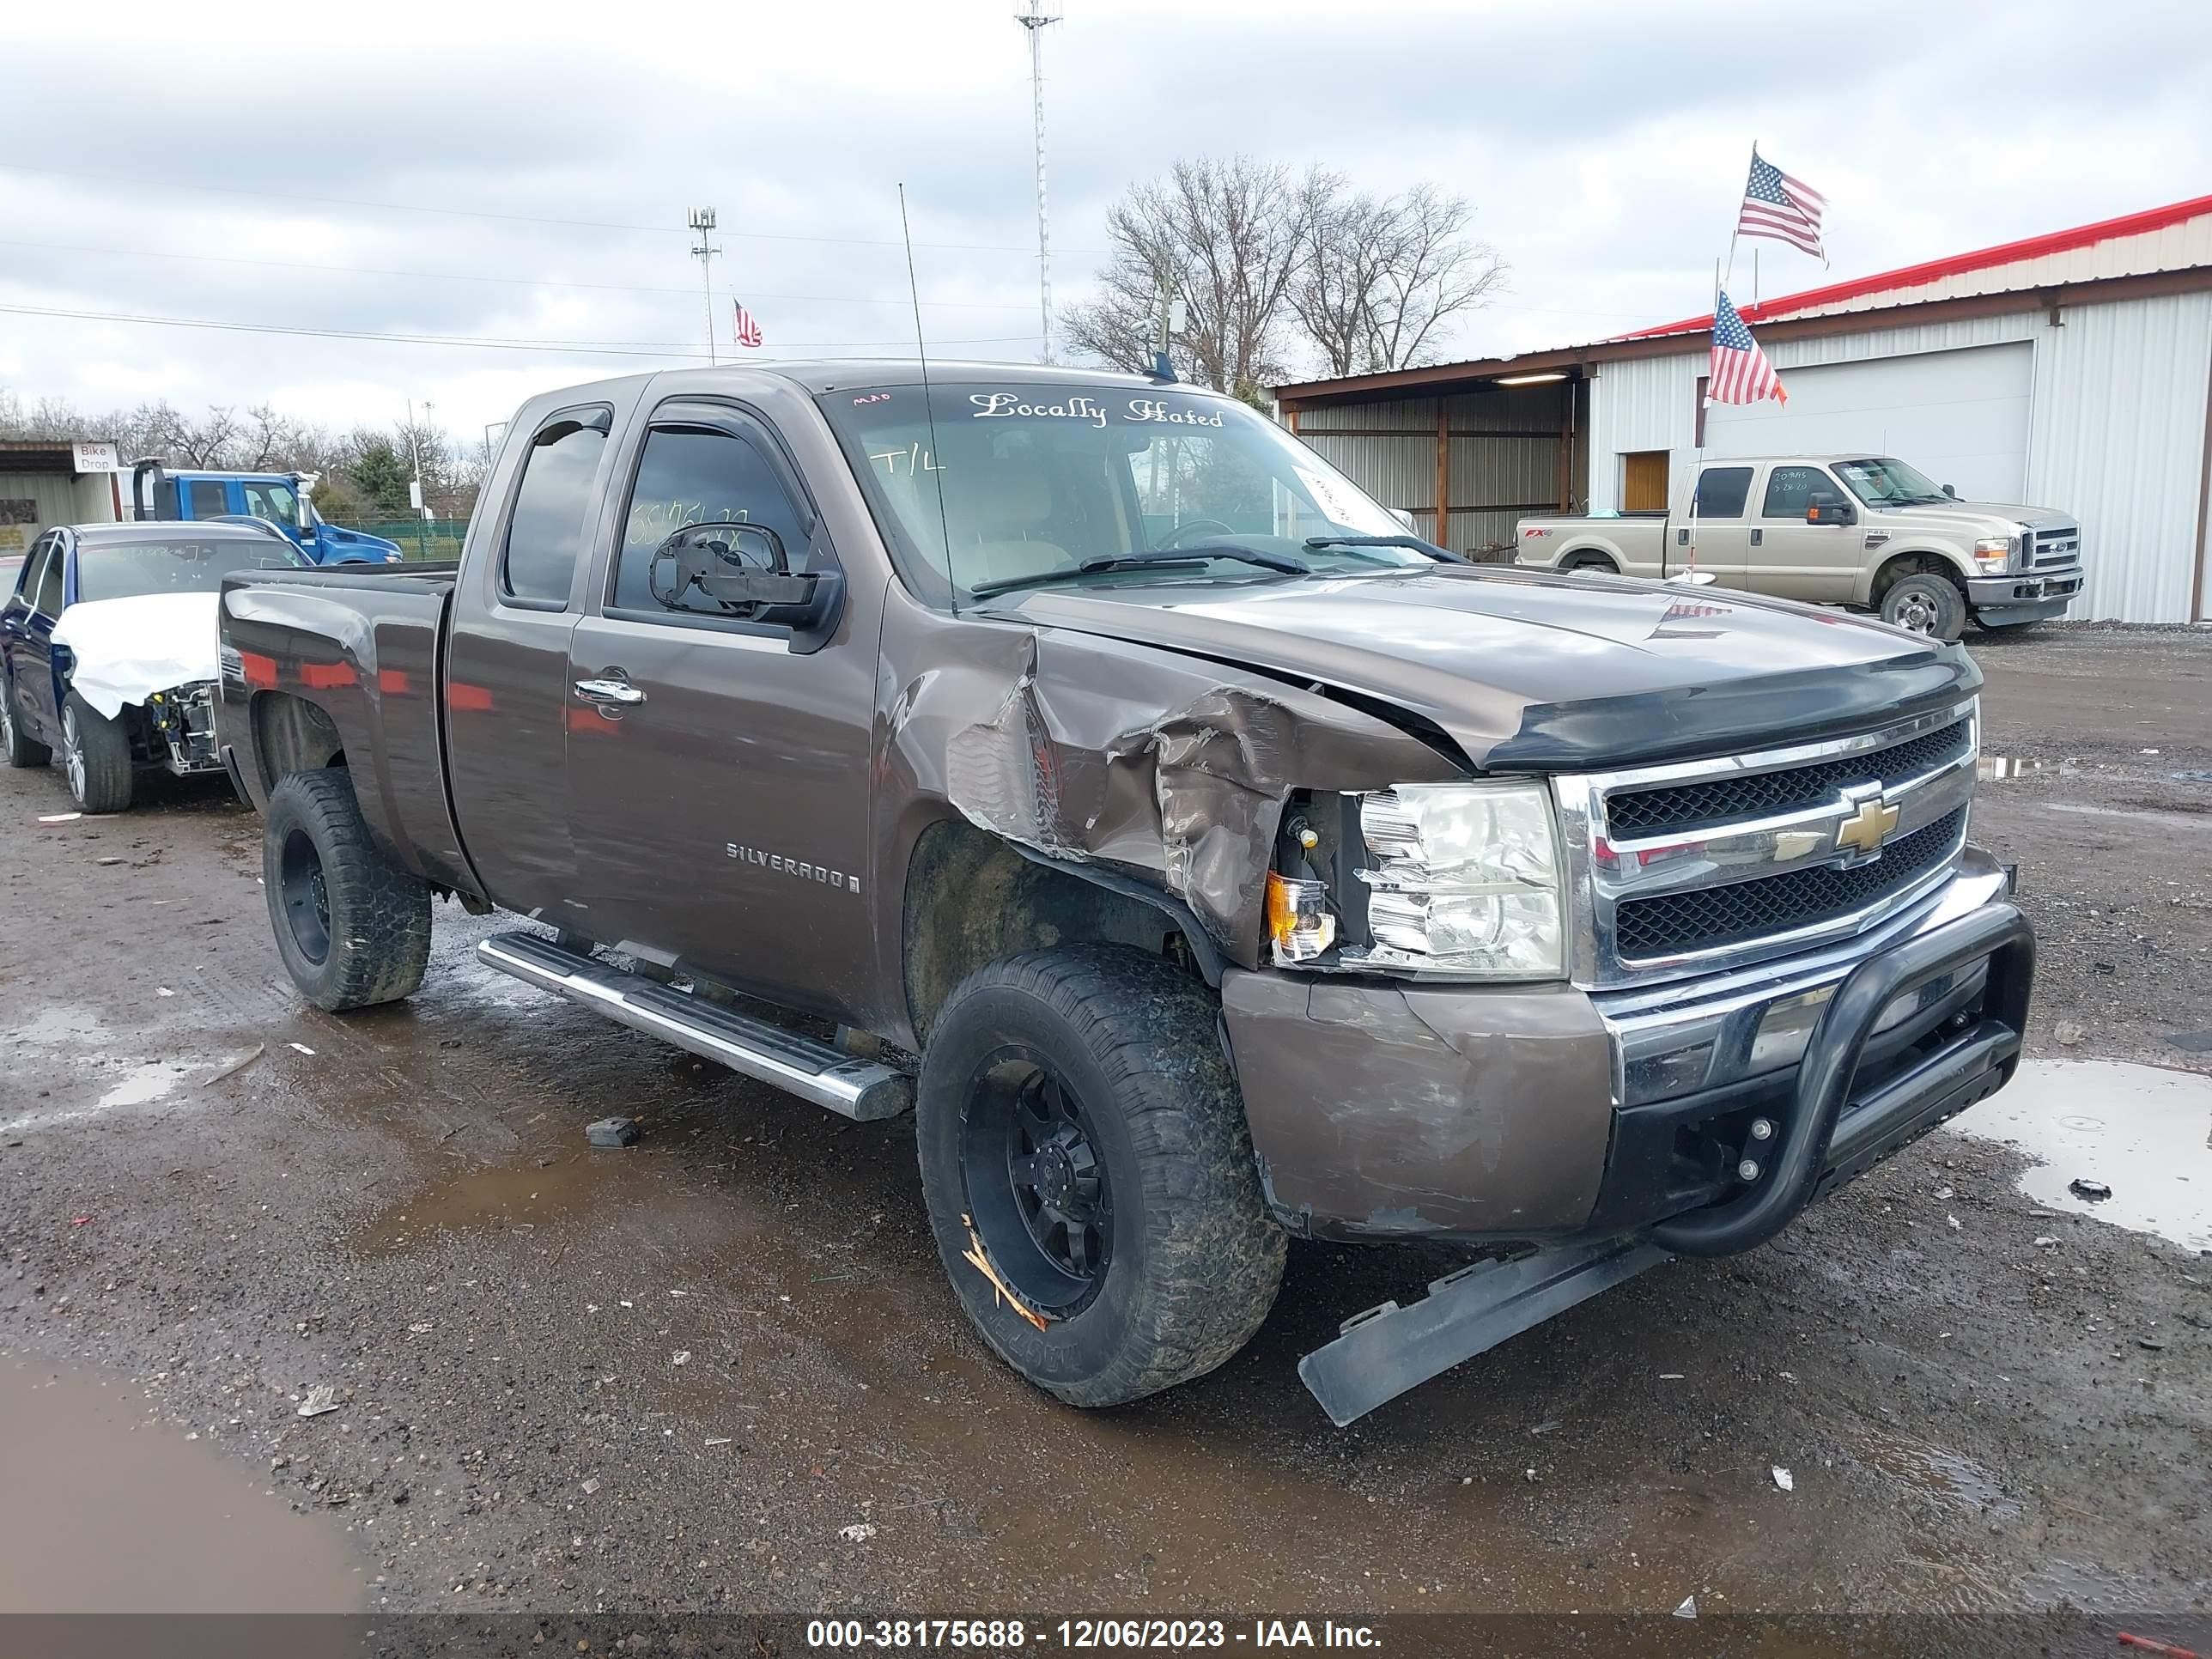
[966,392,1228,429]
[1291,463,1366,526]
[970,392,1110,427]
[868,441,945,477]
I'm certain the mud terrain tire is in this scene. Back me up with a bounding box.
[916,945,1286,1408]
[264,769,432,1011]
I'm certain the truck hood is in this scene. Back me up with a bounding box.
[990,565,1978,770]
[49,592,220,720]
[1873,499,2072,531]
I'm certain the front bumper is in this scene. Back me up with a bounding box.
[1224,848,2033,1249]
[1968,564,2081,624]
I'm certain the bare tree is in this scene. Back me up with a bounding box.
[1293,183,1506,376]
[1060,156,1309,401]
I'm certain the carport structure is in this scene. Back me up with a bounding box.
[0,439,122,565]
[1273,193,2212,621]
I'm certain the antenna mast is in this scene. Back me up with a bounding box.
[1014,4,1060,363]
[688,206,721,366]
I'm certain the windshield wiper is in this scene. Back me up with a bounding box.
[1304,533,1468,564]
[968,544,1310,600]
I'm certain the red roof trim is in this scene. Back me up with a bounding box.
[1617,192,2212,341]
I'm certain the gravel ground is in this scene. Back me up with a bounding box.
[1,623,2207,1637]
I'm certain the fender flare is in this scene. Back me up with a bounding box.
[1001,842,1229,987]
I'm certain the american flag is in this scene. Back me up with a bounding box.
[1736,150,1826,259]
[1709,290,1786,406]
[732,300,763,349]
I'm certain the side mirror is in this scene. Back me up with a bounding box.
[1807,494,1856,526]
[648,523,836,631]
[1942,483,1958,499]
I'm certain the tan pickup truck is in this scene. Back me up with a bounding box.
[1515,454,2084,639]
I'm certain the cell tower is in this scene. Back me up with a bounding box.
[688,206,721,367]
[1015,5,1060,363]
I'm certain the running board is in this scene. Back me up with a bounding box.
[1298,1238,1672,1427]
[477,932,912,1121]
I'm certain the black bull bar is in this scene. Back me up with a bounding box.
[1299,902,2036,1426]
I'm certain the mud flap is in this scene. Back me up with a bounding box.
[1297,1238,1672,1427]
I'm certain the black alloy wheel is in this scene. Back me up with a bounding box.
[961,1047,1115,1314]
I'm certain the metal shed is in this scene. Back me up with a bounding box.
[1275,193,2212,621]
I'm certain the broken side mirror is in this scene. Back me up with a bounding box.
[647,522,842,640]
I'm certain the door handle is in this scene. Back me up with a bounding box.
[573,678,645,707]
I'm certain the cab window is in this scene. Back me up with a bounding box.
[242,480,301,532]
[501,410,610,607]
[187,480,229,520]
[1692,466,1753,520]
[14,537,54,611]
[1762,465,1838,519]
[612,425,813,617]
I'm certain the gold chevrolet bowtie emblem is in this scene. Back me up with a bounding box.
[1835,796,1901,854]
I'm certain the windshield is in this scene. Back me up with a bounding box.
[1834,457,1950,507]
[75,537,308,602]
[817,381,1423,605]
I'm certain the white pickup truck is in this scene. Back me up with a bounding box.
[1515,454,2084,639]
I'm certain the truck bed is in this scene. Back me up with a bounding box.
[217,562,475,895]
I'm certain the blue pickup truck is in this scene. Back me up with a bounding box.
[129,460,403,565]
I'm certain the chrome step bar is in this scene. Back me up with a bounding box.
[477,932,912,1121]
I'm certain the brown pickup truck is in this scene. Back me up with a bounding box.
[216,362,2035,1424]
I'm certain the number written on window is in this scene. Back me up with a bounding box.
[614,427,810,614]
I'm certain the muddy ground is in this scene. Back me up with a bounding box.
[1,625,2208,1632]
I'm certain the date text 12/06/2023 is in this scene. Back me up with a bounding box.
[804,1619,1382,1650]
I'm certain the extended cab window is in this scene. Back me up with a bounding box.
[187,480,228,519]
[502,413,609,606]
[612,426,812,615]
[1692,466,1753,520]
[1762,465,1838,518]
[242,480,301,531]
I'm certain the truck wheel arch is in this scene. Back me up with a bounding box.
[250,690,345,793]
[1868,549,1971,608]
[901,818,1223,1048]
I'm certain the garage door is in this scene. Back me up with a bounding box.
[1705,343,2033,504]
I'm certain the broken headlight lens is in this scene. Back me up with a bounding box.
[1350,781,1566,978]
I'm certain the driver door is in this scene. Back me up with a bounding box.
[563,401,876,1018]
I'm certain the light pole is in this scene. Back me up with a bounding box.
[689,207,722,366]
[1014,5,1060,363]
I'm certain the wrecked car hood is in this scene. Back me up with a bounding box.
[50,593,221,720]
[988,566,1979,771]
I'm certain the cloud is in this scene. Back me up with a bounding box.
[0,0,2204,439]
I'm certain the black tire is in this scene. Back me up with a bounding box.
[916,945,1286,1409]
[60,692,132,812]
[1,680,51,768]
[263,769,431,1011]
[1879,571,1968,641]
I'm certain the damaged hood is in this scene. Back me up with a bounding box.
[50,592,221,720]
[988,566,1978,770]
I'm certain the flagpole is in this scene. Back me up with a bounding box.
[1725,140,1754,288]
[1681,257,1720,581]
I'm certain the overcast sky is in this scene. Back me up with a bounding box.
[1,0,2207,442]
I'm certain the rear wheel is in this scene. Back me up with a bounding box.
[60,694,132,812]
[263,769,432,1011]
[1,682,51,768]
[915,945,1285,1408]
[1564,552,1620,574]
[1879,571,1967,641]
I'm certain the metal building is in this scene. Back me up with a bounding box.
[0,439,122,568]
[1274,194,2212,623]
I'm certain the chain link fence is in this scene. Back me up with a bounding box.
[350,518,470,562]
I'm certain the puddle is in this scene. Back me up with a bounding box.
[95,1060,196,1110]
[1852,1423,2020,1521]
[1976,756,2077,783]
[350,1150,621,1256]
[2042,801,2212,832]
[1949,1060,2212,1250]
[0,1357,362,1613]
[13,1004,112,1049]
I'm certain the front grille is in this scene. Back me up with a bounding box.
[1614,807,1966,960]
[1607,720,1972,839]
[2032,525,2081,568]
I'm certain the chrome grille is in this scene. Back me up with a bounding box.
[1553,699,1979,989]
[2031,523,2081,568]
[1607,720,1972,838]
[1614,808,1966,959]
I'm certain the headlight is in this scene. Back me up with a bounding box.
[1972,535,2014,570]
[1347,781,1567,978]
